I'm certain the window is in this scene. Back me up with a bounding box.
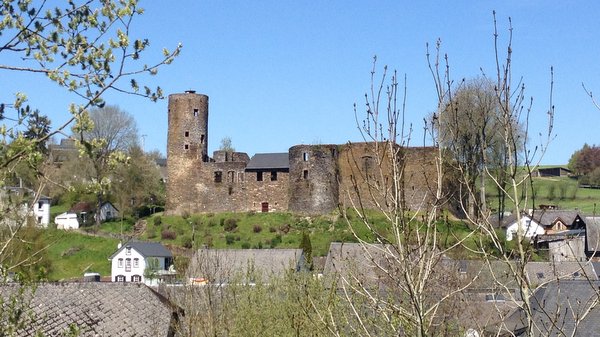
[201,134,205,144]
[303,170,309,179]
[115,275,125,282]
[131,275,142,282]
[133,258,139,268]
[271,171,277,181]
[184,131,189,137]
[303,152,309,161]
[126,247,131,255]
[214,171,222,183]
[228,186,233,195]
[331,148,337,157]
[193,108,199,117]
[257,172,263,181]
[126,258,131,272]
[184,143,189,150]
[238,172,244,182]
[118,258,123,268]
[536,272,545,279]
[228,171,235,183]
[38,201,44,209]
[261,202,269,213]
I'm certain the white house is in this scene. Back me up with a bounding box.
[505,214,545,241]
[1,187,50,228]
[33,195,51,227]
[54,212,79,230]
[109,241,173,284]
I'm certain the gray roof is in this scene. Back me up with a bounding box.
[187,248,303,282]
[323,242,390,287]
[524,261,597,286]
[109,241,172,259]
[0,282,182,337]
[530,209,582,227]
[245,153,289,171]
[497,280,600,336]
[585,216,600,253]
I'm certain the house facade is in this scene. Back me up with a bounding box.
[109,241,173,284]
[505,214,545,241]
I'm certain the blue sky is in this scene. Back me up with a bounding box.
[3,1,600,165]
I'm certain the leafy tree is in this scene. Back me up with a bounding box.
[435,76,523,219]
[0,0,179,303]
[568,144,600,184]
[219,137,235,152]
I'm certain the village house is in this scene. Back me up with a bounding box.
[109,241,174,284]
[69,201,119,225]
[1,186,50,227]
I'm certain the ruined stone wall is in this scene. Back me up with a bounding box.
[242,171,289,213]
[337,142,439,212]
[288,145,339,214]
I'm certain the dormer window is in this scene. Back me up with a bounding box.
[126,247,131,255]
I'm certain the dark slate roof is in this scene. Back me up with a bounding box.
[0,282,182,337]
[109,241,173,259]
[529,209,581,227]
[245,153,289,171]
[496,280,600,336]
[187,248,303,282]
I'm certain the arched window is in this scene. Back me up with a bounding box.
[115,275,125,282]
[131,275,142,282]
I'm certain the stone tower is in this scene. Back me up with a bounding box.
[288,144,339,214]
[166,91,209,212]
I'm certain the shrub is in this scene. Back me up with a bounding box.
[224,218,238,232]
[270,234,282,247]
[182,236,193,249]
[161,230,177,240]
[208,219,217,227]
[176,227,185,235]
[153,216,162,226]
[241,241,251,249]
[279,224,291,234]
[253,224,262,233]
[269,226,277,233]
[219,218,225,226]
[225,234,235,245]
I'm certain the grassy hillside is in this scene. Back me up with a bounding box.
[41,229,119,280]
[485,176,600,214]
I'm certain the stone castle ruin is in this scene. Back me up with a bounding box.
[166,91,440,215]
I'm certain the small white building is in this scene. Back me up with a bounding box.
[54,212,79,230]
[109,241,173,284]
[505,214,544,241]
[32,195,51,227]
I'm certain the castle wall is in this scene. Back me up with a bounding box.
[242,171,289,213]
[288,145,339,214]
[337,143,439,212]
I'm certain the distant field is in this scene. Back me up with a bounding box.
[485,175,600,214]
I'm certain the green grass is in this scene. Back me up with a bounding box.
[41,229,119,280]
[485,176,600,214]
